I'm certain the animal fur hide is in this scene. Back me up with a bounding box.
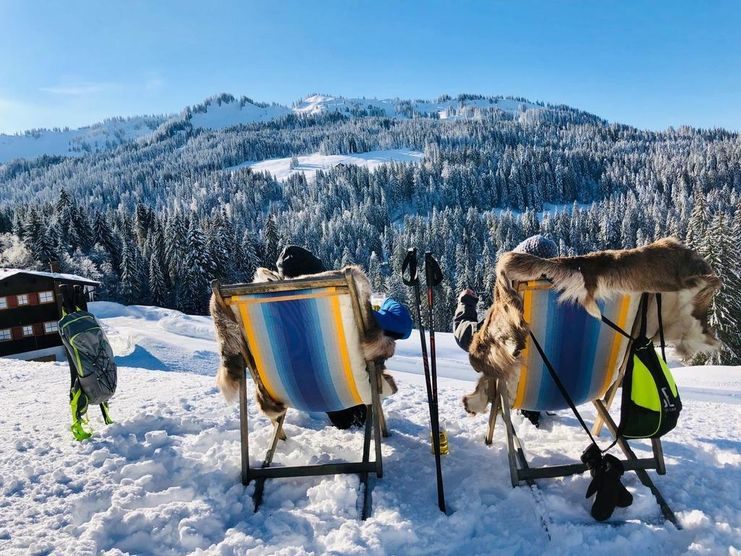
[210,265,398,427]
[463,237,721,415]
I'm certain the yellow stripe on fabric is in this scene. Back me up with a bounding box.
[235,289,339,305]
[238,302,280,402]
[599,295,631,397]
[516,280,552,292]
[328,294,362,405]
[513,287,534,408]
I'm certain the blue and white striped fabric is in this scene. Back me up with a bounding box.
[513,281,640,411]
[228,287,372,412]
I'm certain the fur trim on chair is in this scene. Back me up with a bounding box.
[210,266,398,423]
[464,237,721,415]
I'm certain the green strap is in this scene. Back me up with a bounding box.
[70,386,92,441]
[100,403,114,425]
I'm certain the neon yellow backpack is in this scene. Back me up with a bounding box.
[619,294,682,439]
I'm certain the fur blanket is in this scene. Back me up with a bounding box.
[210,265,398,426]
[463,237,721,415]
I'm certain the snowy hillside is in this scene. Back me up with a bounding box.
[293,94,543,120]
[0,116,164,164]
[235,149,424,182]
[0,92,546,163]
[0,302,739,555]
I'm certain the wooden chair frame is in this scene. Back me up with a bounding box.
[483,292,681,529]
[213,270,386,519]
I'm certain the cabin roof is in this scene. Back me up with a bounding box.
[0,268,100,287]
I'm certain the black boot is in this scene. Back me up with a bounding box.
[327,405,367,429]
[520,410,541,427]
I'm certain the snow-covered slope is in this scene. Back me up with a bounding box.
[186,95,291,131]
[0,93,546,163]
[294,93,543,120]
[0,302,738,555]
[0,116,164,164]
[235,148,424,181]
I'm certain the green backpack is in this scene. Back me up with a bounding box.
[59,309,117,440]
[619,294,682,439]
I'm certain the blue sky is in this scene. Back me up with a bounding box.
[1,0,739,133]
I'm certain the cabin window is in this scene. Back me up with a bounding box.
[17,294,29,306]
[0,297,7,310]
[39,291,55,303]
[22,325,33,337]
[0,329,10,341]
[44,322,59,334]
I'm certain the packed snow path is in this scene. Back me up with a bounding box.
[0,303,738,555]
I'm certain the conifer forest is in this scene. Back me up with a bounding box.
[1,95,739,363]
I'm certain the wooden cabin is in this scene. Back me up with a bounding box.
[0,269,99,362]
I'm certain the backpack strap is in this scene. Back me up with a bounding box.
[100,402,114,425]
[656,293,666,362]
[638,292,649,337]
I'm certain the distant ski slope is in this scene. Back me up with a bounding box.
[233,148,425,181]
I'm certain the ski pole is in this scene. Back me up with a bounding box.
[424,251,445,513]
[402,248,445,512]
[402,248,434,417]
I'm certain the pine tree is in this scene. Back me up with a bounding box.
[705,211,741,364]
[120,240,143,305]
[262,214,279,268]
[367,251,382,291]
[181,220,211,314]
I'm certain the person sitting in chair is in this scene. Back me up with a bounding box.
[453,235,559,427]
[277,245,411,429]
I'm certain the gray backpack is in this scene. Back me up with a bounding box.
[59,310,117,405]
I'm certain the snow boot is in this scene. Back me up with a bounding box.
[327,405,367,429]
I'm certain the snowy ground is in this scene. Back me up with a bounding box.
[0,303,739,555]
[231,149,424,182]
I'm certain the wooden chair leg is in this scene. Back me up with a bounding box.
[378,404,389,438]
[239,368,251,486]
[485,380,500,446]
[360,404,373,520]
[651,437,667,475]
[368,362,384,479]
[253,413,286,511]
[499,389,520,487]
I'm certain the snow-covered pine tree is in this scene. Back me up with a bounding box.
[262,213,279,268]
[180,219,211,314]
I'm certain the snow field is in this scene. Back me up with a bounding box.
[233,149,424,182]
[0,302,738,555]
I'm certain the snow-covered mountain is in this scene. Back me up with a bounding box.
[0,115,165,164]
[0,93,547,163]
[1,301,738,554]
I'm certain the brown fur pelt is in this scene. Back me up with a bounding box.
[210,265,398,427]
[464,237,721,415]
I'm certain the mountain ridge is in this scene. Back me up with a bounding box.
[0,92,575,163]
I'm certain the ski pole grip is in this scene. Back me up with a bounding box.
[402,247,418,285]
[424,252,444,287]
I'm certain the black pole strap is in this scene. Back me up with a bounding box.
[402,248,419,286]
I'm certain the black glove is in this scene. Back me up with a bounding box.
[582,446,633,521]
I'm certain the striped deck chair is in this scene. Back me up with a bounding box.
[485,280,679,526]
[211,270,386,519]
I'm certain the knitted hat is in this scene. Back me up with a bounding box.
[277,245,326,278]
[371,298,413,340]
[513,235,558,259]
